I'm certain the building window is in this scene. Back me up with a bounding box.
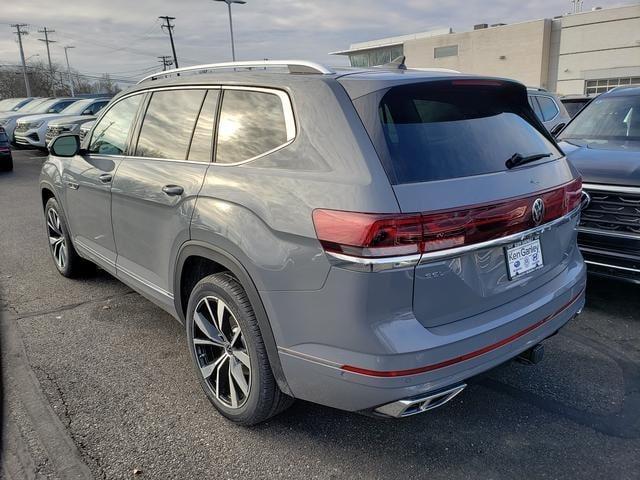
[434,45,458,59]
[348,45,404,67]
[585,77,640,95]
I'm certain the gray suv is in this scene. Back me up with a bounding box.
[41,60,586,425]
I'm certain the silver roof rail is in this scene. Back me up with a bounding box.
[138,60,335,84]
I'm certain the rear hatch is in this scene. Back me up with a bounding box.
[348,77,582,328]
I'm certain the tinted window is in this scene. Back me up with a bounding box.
[560,95,640,142]
[359,82,561,184]
[528,95,542,119]
[188,90,219,162]
[563,100,588,118]
[136,89,205,160]
[536,96,559,121]
[216,90,288,164]
[60,99,93,115]
[90,101,109,115]
[89,94,142,155]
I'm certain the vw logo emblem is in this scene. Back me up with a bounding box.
[532,198,545,225]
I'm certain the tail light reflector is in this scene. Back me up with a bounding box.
[312,178,582,259]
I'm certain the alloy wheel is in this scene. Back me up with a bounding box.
[47,208,67,270]
[192,295,251,409]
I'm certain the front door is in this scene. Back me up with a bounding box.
[64,93,144,273]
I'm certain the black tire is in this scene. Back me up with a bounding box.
[44,197,93,277]
[0,156,12,172]
[186,272,293,425]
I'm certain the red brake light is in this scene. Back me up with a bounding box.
[312,178,582,259]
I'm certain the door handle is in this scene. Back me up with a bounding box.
[99,173,113,183]
[162,185,184,196]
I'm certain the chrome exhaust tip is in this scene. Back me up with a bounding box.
[374,384,466,418]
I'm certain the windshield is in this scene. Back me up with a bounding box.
[60,99,93,115]
[0,98,21,111]
[17,98,48,113]
[560,95,640,143]
[357,81,561,184]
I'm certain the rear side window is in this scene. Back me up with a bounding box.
[188,90,219,162]
[136,89,206,160]
[536,96,559,121]
[215,89,289,164]
[358,81,561,184]
[89,94,143,155]
[49,100,76,113]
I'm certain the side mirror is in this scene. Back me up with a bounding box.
[49,134,80,157]
[550,123,566,137]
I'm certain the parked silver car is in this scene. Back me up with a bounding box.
[16,97,109,149]
[41,60,586,425]
[44,98,110,147]
[527,88,571,134]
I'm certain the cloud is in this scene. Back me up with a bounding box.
[0,0,634,83]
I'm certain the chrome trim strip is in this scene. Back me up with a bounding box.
[578,226,640,240]
[74,239,115,268]
[138,60,334,83]
[585,260,640,274]
[116,264,174,300]
[325,251,421,273]
[419,205,581,264]
[583,183,640,195]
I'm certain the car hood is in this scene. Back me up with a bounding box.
[559,140,640,187]
[16,113,62,124]
[48,115,96,126]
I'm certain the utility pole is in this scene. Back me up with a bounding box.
[38,27,57,95]
[63,45,76,97]
[11,24,31,96]
[157,55,173,71]
[159,16,179,68]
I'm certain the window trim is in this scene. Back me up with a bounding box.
[92,84,297,166]
[213,85,297,166]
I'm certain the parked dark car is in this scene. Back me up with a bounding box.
[558,86,640,283]
[561,94,597,118]
[0,127,13,172]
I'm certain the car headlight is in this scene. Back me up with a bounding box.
[56,124,79,132]
[27,121,44,129]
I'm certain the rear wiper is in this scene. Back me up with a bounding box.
[505,152,552,169]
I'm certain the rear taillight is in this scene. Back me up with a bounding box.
[312,178,582,259]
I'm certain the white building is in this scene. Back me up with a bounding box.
[330,4,640,95]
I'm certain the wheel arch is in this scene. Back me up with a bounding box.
[174,241,293,396]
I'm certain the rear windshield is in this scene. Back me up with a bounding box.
[355,81,561,184]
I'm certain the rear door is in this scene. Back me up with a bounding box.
[110,87,218,309]
[353,79,581,328]
[64,93,144,273]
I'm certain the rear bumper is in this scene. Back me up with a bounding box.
[268,256,586,412]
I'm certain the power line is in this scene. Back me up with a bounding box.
[10,24,31,96]
[159,16,179,68]
[157,55,173,71]
[37,27,57,95]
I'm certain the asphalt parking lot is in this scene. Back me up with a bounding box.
[1,148,639,479]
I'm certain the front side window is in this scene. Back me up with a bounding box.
[90,101,109,115]
[89,94,143,155]
[559,95,640,143]
[536,96,559,122]
[216,90,290,164]
[135,89,206,160]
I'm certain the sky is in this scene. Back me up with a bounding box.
[0,0,634,84]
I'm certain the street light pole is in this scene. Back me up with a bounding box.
[63,46,76,97]
[213,0,246,62]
